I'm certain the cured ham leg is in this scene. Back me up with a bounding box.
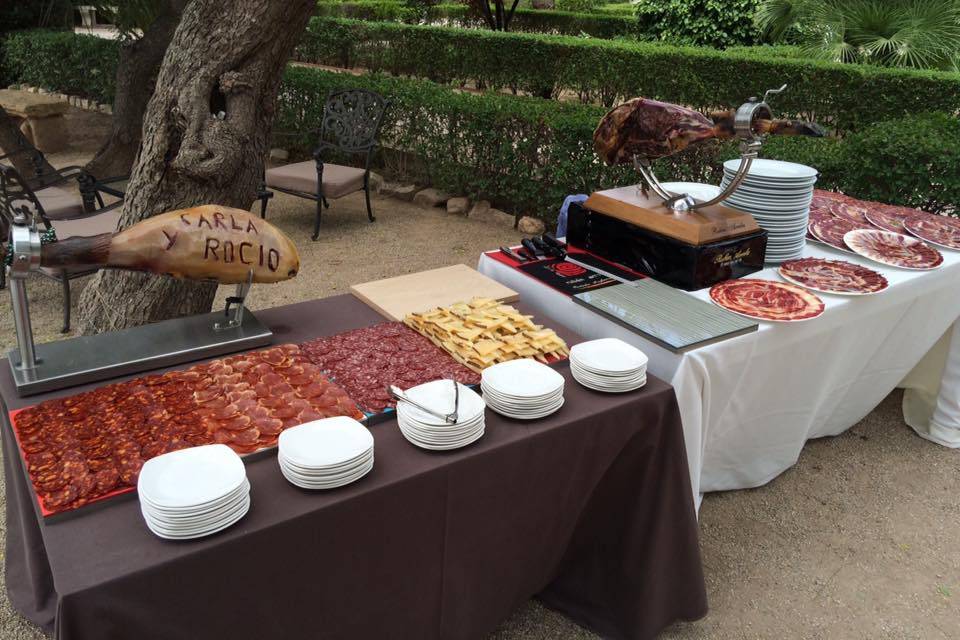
[38,205,300,284]
[593,97,826,166]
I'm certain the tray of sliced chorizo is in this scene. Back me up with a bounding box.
[9,344,363,518]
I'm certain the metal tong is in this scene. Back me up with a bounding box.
[390,379,460,425]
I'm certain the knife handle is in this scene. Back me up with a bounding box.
[543,232,565,249]
[521,238,544,258]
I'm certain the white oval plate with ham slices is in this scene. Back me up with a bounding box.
[904,214,960,251]
[843,229,944,270]
[709,279,825,323]
[778,258,889,296]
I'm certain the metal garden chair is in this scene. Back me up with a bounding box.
[262,89,390,240]
[1,162,123,332]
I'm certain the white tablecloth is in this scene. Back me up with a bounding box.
[478,243,960,498]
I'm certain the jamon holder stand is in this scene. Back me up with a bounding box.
[633,85,788,213]
[6,215,272,397]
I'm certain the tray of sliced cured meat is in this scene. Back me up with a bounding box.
[904,214,960,251]
[709,279,825,322]
[844,229,944,270]
[778,258,888,295]
[299,322,480,423]
[9,344,364,518]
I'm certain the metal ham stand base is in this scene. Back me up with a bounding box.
[6,219,272,397]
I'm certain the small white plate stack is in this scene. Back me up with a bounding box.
[720,159,818,264]
[397,380,486,450]
[570,338,648,393]
[481,359,565,419]
[138,444,250,540]
[278,416,374,489]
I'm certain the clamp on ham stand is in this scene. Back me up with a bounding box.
[216,270,255,332]
[4,207,286,397]
[633,84,788,214]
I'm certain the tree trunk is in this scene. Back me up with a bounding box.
[83,2,186,180]
[75,0,316,334]
[0,107,57,181]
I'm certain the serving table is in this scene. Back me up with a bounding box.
[2,295,706,640]
[478,242,960,500]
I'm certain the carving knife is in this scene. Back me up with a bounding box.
[499,246,528,263]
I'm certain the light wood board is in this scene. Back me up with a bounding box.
[350,264,520,321]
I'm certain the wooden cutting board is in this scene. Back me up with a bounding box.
[350,264,520,321]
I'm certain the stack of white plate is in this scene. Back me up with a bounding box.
[720,159,818,264]
[138,444,250,540]
[278,416,374,489]
[481,359,565,419]
[396,380,486,450]
[570,338,647,393]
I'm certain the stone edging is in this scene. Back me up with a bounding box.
[6,84,113,115]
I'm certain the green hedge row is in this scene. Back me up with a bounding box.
[297,17,960,134]
[314,1,639,39]
[4,30,956,217]
[277,67,959,218]
[2,30,120,103]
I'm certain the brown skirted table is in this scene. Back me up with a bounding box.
[2,295,707,640]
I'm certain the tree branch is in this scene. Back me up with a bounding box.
[477,0,496,30]
[504,0,520,31]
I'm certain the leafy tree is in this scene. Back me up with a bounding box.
[756,0,960,70]
[77,0,188,179]
[76,0,317,333]
[634,0,761,48]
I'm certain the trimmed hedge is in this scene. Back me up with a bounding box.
[4,30,955,218]
[278,66,958,219]
[836,114,960,214]
[3,30,120,103]
[279,66,632,220]
[297,17,960,133]
[313,1,639,38]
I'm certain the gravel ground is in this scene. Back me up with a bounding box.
[1,106,957,639]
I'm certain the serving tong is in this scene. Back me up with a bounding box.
[390,379,460,425]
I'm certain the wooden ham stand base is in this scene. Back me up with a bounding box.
[584,186,760,245]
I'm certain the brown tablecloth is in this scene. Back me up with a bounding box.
[2,295,706,640]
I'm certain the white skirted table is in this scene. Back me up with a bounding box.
[478,242,960,500]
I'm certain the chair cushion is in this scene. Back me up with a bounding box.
[36,185,86,220]
[265,161,366,200]
[51,208,122,240]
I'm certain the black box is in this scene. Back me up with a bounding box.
[566,202,767,291]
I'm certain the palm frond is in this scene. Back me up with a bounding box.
[764,0,960,69]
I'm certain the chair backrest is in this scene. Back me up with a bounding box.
[0,163,52,231]
[0,146,58,188]
[320,89,390,153]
